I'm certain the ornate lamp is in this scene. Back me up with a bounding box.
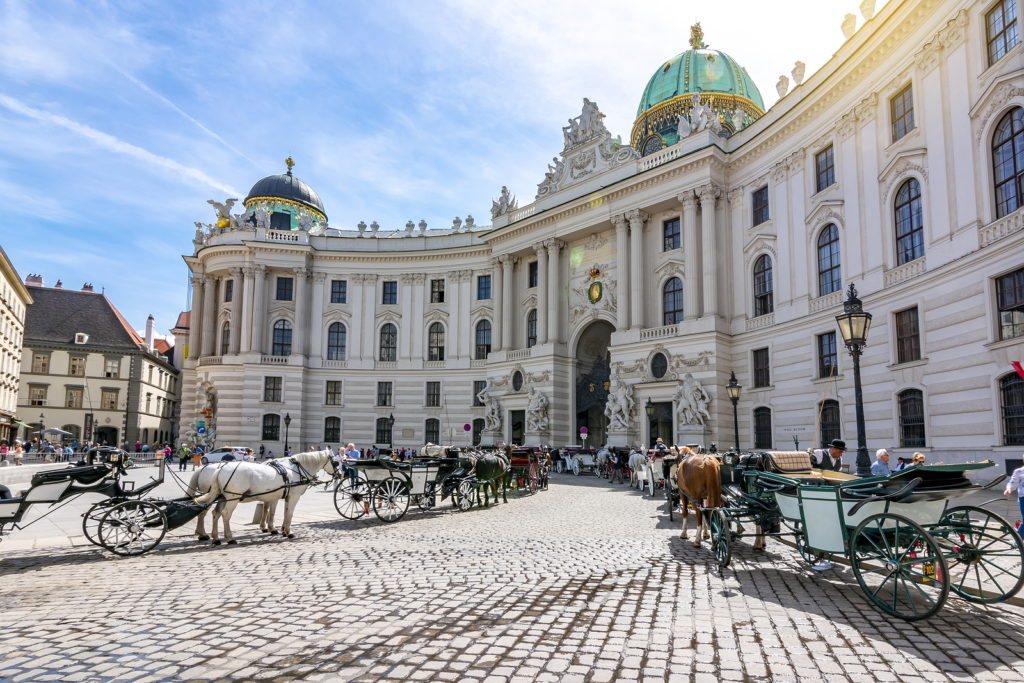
[835,284,873,476]
[388,413,396,447]
[644,398,655,447]
[283,413,291,455]
[726,371,741,452]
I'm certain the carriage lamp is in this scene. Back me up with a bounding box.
[283,413,291,455]
[835,284,873,477]
[645,398,654,419]
[726,371,741,452]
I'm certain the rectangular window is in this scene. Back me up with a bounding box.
[430,279,445,303]
[224,279,234,303]
[330,280,347,304]
[69,357,86,377]
[817,332,838,379]
[323,381,341,406]
[988,0,1020,65]
[477,275,491,300]
[263,376,282,403]
[752,186,769,226]
[815,146,835,193]
[32,353,49,374]
[663,218,681,251]
[377,381,393,407]
[29,385,46,406]
[895,307,921,364]
[752,348,770,388]
[425,419,440,445]
[473,380,486,407]
[528,261,538,288]
[276,277,293,301]
[890,85,915,142]
[426,381,441,407]
[101,388,118,411]
[104,358,119,378]
[382,280,397,305]
[262,415,280,441]
[998,268,1024,340]
[65,387,83,409]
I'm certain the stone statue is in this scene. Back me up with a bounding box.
[676,112,693,139]
[842,13,857,39]
[418,219,428,234]
[452,216,462,232]
[193,223,207,243]
[370,220,380,235]
[491,186,517,219]
[357,220,367,235]
[791,61,806,86]
[526,387,549,432]
[674,373,711,426]
[561,98,608,149]
[776,75,790,98]
[296,212,314,231]
[604,380,635,431]
[254,207,271,230]
[464,215,475,229]
[477,380,502,431]
[731,108,745,132]
[207,198,237,229]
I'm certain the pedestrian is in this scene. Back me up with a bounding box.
[13,443,23,466]
[813,439,846,471]
[1004,460,1024,539]
[177,443,191,471]
[259,444,265,459]
[134,441,141,453]
[871,448,892,476]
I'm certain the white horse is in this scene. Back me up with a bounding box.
[193,449,339,544]
[628,449,648,488]
[186,464,280,541]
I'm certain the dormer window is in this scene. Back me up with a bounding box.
[74,332,89,344]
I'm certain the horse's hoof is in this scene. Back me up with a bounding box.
[197,536,209,542]
[286,533,295,538]
[692,542,702,549]
[269,530,279,536]
[212,540,221,546]
[227,539,238,545]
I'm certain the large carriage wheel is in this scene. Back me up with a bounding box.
[417,482,437,511]
[97,500,167,556]
[82,499,117,547]
[934,505,1024,603]
[455,479,475,511]
[850,513,949,621]
[571,460,581,476]
[645,470,656,498]
[333,477,371,520]
[708,509,732,568]
[372,476,410,523]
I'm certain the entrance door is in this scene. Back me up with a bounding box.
[648,401,672,446]
[510,410,525,445]
[96,426,118,446]
[575,321,615,446]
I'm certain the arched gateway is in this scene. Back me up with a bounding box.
[574,321,615,447]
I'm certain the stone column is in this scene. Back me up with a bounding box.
[448,271,461,359]
[239,267,254,353]
[501,255,515,351]
[627,210,648,330]
[363,275,378,359]
[188,275,204,359]
[251,265,267,355]
[350,274,364,359]
[292,267,309,357]
[680,192,700,320]
[492,257,504,351]
[201,274,217,357]
[534,243,549,344]
[309,272,326,359]
[412,273,426,359]
[545,239,563,343]
[399,274,414,360]
[611,214,630,331]
[228,268,242,354]
[697,184,720,318]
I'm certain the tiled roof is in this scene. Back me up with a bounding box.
[24,287,144,351]
[173,310,190,330]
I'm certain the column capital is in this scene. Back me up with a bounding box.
[677,191,698,209]
[532,241,547,255]
[189,274,205,287]
[543,238,564,253]
[292,266,310,280]
[229,267,242,277]
[498,253,518,267]
[625,208,648,226]
[400,273,414,285]
[241,266,255,277]
[312,271,327,284]
[253,264,267,277]
[610,213,628,231]
[202,274,218,287]
[696,184,721,205]
[726,188,744,208]
[412,273,427,285]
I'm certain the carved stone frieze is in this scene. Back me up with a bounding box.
[914,40,942,73]
[974,83,1024,141]
[726,188,744,208]
[853,92,878,123]
[937,9,969,50]
[836,111,858,139]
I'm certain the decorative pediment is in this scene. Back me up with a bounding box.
[654,257,685,278]
[266,304,294,321]
[323,310,353,326]
[805,200,845,229]
[520,292,538,309]
[879,149,928,203]
[374,310,402,324]
[470,303,493,319]
[424,309,449,326]
[743,234,778,259]
[972,76,1024,142]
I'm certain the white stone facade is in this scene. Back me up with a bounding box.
[0,251,31,444]
[183,0,1024,466]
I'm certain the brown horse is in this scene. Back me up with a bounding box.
[676,447,723,548]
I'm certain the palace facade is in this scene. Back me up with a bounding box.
[181,0,1024,466]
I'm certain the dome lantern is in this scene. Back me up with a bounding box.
[243,157,327,230]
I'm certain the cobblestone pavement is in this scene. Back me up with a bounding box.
[1,473,1024,682]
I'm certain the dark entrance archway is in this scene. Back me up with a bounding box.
[575,321,614,446]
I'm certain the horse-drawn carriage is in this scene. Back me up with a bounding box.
[566,447,599,476]
[507,447,549,494]
[673,448,1024,620]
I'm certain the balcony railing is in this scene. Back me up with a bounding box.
[323,360,348,368]
[746,313,775,331]
[979,209,1024,248]
[200,356,223,365]
[507,348,532,360]
[424,361,446,369]
[640,324,678,340]
[809,290,843,313]
[883,257,926,287]
[261,355,289,365]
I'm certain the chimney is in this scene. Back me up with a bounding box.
[25,274,43,287]
[81,283,94,292]
[145,314,155,351]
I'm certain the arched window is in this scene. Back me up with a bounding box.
[379,323,397,362]
[894,178,924,265]
[898,389,925,447]
[475,320,492,360]
[817,224,841,296]
[425,418,440,444]
[526,310,537,348]
[1001,373,1024,445]
[262,414,280,441]
[642,136,662,156]
[323,416,340,443]
[375,417,393,445]
[753,255,774,316]
[819,399,840,447]
[327,322,347,360]
[663,277,684,324]
[62,424,81,441]
[271,320,292,356]
[753,407,773,449]
[220,321,230,356]
[993,107,1024,218]
[428,322,445,361]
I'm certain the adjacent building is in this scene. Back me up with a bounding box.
[180,0,1024,466]
[0,248,32,444]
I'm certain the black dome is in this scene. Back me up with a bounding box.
[244,173,326,217]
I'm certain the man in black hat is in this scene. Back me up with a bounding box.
[813,439,846,471]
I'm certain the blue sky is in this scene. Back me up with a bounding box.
[0,0,882,338]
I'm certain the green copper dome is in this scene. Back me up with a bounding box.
[636,48,764,117]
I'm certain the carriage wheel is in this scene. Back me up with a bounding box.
[82,500,116,547]
[540,468,549,491]
[850,513,949,621]
[645,472,655,498]
[571,460,581,476]
[372,476,410,523]
[417,482,437,511]
[708,509,732,568]
[97,501,167,557]
[795,532,826,566]
[455,479,475,511]
[934,505,1024,603]
[333,477,370,519]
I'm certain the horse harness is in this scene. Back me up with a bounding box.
[213,457,323,503]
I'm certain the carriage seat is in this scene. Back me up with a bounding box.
[761,451,814,474]
[30,464,110,487]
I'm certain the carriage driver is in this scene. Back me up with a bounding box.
[813,439,846,471]
[341,442,360,479]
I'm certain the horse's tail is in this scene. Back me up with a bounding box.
[194,469,223,505]
[704,456,723,509]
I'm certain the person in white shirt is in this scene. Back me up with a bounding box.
[1004,462,1024,539]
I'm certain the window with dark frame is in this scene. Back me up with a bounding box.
[375,417,392,445]
[895,178,925,265]
[220,322,230,356]
[663,218,681,251]
[987,0,1020,65]
[818,332,838,379]
[224,279,234,303]
[753,407,773,449]
[425,418,440,444]
[28,385,46,406]
[820,399,841,446]
[430,279,445,303]
[817,224,841,296]
[426,381,441,407]
[473,380,486,407]
[101,388,118,411]
[895,307,921,364]
[753,255,774,317]
[327,322,347,360]
[325,380,342,405]
[999,267,1024,340]
[428,322,445,361]
[890,85,915,142]
[377,381,393,407]
[262,414,280,441]
[477,275,491,300]
[752,186,769,226]
[379,323,397,361]
[526,310,537,348]
[330,280,347,303]
[324,417,341,443]
[993,107,1024,219]
[276,277,293,301]
[32,353,49,374]
[65,387,83,409]
[663,277,684,324]
[1001,373,1024,445]
[898,389,926,447]
[263,376,282,403]
[272,320,292,356]
[528,261,538,288]
[752,348,770,388]
[475,320,492,359]
[815,146,835,193]
[382,280,397,305]
[69,356,86,377]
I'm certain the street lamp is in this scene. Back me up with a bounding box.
[387,413,395,447]
[283,413,291,455]
[645,398,655,446]
[835,283,873,477]
[726,371,742,452]
[39,413,45,449]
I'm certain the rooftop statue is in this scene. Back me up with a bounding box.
[207,198,238,230]
[562,98,608,150]
[491,186,517,219]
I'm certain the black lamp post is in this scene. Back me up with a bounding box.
[726,371,742,452]
[39,413,45,448]
[645,398,655,446]
[387,413,395,448]
[835,283,873,477]
[283,413,291,455]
